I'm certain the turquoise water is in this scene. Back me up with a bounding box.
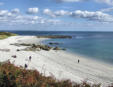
[41,32,113,65]
[43,37,113,64]
[2,31,113,64]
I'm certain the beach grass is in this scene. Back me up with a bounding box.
[0,32,17,39]
[0,61,101,87]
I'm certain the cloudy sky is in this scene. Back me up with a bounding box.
[0,0,113,31]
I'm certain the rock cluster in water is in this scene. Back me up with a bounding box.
[10,43,66,51]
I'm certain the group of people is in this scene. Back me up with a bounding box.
[11,54,80,69]
[24,56,32,68]
[11,55,32,69]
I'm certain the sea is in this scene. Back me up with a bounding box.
[1,30,113,65]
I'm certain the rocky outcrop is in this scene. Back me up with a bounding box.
[37,35,72,39]
[11,43,66,51]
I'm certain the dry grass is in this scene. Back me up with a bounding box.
[0,32,17,39]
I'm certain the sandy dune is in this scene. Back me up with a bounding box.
[0,36,113,87]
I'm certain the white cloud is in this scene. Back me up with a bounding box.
[0,9,60,26]
[0,8,61,26]
[0,7,113,27]
[70,10,113,22]
[55,0,113,6]
[11,15,40,24]
[55,0,113,5]
[96,0,113,5]
[32,16,39,20]
[11,8,20,14]
[55,0,88,2]
[0,9,19,18]
[54,10,70,16]
[27,7,39,14]
[7,12,13,17]
[0,10,8,16]
[43,9,70,17]
[43,9,56,17]
[43,9,113,22]
[0,9,39,25]
[100,7,113,12]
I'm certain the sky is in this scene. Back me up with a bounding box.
[0,0,113,31]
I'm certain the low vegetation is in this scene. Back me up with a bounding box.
[0,61,102,87]
[0,32,17,39]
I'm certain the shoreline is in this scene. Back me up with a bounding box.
[43,36,113,67]
[66,49,113,67]
[0,36,113,86]
[39,50,113,85]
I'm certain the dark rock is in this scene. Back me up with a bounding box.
[53,47,61,50]
[37,35,72,39]
[49,42,60,45]
[62,48,66,50]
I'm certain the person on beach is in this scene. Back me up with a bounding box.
[24,64,28,69]
[17,49,20,51]
[29,56,32,61]
[78,59,80,63]
[12,55,17,58]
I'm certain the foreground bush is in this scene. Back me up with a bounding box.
[0,61,101,87]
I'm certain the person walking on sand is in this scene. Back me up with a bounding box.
[29,56,32,61]
[24,64,28,69]
[12,55,17,58]
[78,59,80,63]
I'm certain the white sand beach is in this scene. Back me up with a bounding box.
[0,36,113,87]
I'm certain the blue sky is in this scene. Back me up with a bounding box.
[0,0,113,31]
